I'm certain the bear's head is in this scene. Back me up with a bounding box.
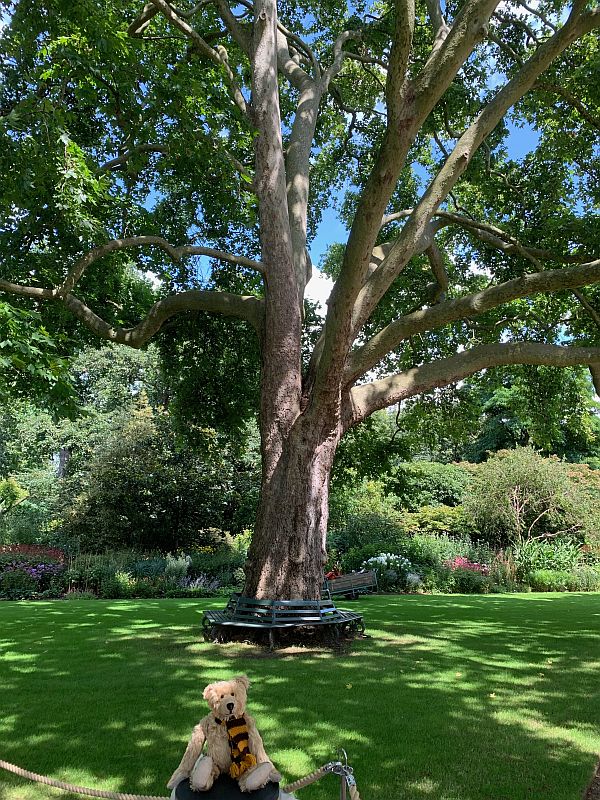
[203,675,250,720]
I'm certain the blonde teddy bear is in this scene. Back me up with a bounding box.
[167,675,282,796]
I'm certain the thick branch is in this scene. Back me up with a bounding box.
[50,236,264,299]
[353,6,600,330]
[383,208,591,264]
[0,279,263,347]
[99,144,169,172]
[346,259,600,382]
[349,342,600,423]
[148,0,249,117]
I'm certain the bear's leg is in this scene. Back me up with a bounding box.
[190,755,216,791]
[239,762,274,792]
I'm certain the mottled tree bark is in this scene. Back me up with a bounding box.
[244,413,341,599]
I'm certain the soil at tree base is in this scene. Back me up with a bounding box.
[585,761,600,800]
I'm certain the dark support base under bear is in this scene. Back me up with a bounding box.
[174,776,280,800]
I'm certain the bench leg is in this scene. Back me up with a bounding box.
[268,629,275,651]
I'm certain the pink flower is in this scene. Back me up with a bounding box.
[444,556,489,575]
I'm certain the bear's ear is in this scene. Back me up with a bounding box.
[234,675,250,690]
[203,683,217,702]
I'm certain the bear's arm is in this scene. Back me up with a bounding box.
[166,720,207,789]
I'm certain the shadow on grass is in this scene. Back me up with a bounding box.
[0,594,599,800]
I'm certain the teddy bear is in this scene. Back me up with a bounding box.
[167,675,282,795]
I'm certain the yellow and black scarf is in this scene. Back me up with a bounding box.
[216,715,257,778]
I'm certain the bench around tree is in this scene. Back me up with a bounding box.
[323,570,378,599]
[202,594,364,649]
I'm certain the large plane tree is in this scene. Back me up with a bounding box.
[1,0,599,598]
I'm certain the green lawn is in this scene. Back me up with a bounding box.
[0,595,599,800]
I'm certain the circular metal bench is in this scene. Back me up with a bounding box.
[202,594,365,649]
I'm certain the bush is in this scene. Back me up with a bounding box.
[528,569,571,592]
[328,478,401,538]
[0,555,65,599]
[164,553,190,586]
[390,462,471,511]
[513,538,581,580]
[566,565,600,592]
[100,571,135,599]
[463,447,595,546]
[450,568,493,594]
[0,568,38,599]
[362,552,414,591]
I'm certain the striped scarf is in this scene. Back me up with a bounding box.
[216,715,257,779]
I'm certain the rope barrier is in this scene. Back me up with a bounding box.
[0,759,168,800]
[282,765,329,793]
[1,756,361,800]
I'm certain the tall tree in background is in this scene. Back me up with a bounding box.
[1,0,599,598]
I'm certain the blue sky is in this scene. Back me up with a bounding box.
[306,120,541,307]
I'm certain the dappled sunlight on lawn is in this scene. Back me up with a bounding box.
[0,595,599,800]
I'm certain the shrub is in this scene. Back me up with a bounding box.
[164,553,190,586]
[0,568,38,599]
[341,542,403,573]
[566,565,600,592]
[444,556,490,575]
[131,557,166,579]
[528,569,571,592]
[398,505,479,540]
[488,551,518,590]
[362,552,413,591]
[188,548,245,586]
[450,568,492,594]
[100,571,135,599]
[419,566,455,594]
[0,556,65,598]
[463,447,594,546]
[513,538,581,580]
[390,462,471,511]
[0,544,65,563]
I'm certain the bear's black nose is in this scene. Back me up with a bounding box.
[227,702,234,712]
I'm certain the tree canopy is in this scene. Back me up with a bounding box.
[1,0,599,597]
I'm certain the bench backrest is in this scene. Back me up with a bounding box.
[228,594,340,624]
[326,570,377,592]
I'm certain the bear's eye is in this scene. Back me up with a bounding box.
[231,692,235,697]
[220,694,224,699]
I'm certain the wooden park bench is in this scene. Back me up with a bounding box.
[202,594,364,649]
[323,569,378,599]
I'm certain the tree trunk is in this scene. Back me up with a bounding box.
[243,416,340,599]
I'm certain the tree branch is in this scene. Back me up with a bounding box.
[382,208,592,264]
[346,259,600,383]
[534,80,600,130]
[573,289,600,329]
[0,278,264,347]
[147,0,250,118]
[348,342,600,423]
[353,6,600,331]
[99,143,169,172]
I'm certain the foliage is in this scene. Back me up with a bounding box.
[0,0,599,599]
[0,303,77,415]
[444,556,490,575]
[513,538,582,580]
[389,462,471,511]
[331,412,408,486]
[60,396,240,551]
[0,476,27,514]
[463,447,599,546]
[361,552,413,592]
[527,569,571,592]
[398,505,477,539]
[0,467,63,547]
